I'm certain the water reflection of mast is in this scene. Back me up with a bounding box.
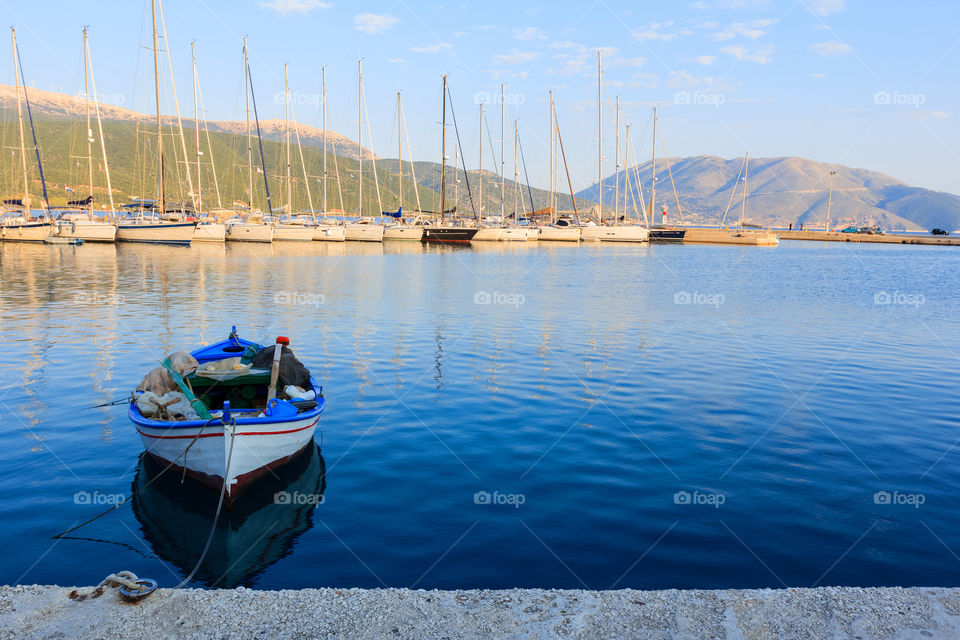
[433,323,445,392]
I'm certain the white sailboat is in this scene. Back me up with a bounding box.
[226,38,274,244]
[344,59,384,242]
[538,91,580,242]
[117,0,195,245]
[383,91,424,241]
[471,101,506,241]
[271,65,315,242]
[189,42,225,243]
[1,28,53,242]
[312,66,346,242]
[581,55,648,243]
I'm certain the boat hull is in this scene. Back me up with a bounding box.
[273,225,315,242]
[525,228,539,241]
[649,228,686,242]
[682,228,779,246]
[226,223,274,243]
[421,227,478,243]
[313,224,346,241]
[581,225,650,242]
[538,227,580,242]
[383,226,424,241]
[502,227,528,242]
[0,221,52,242]
[117,221,195,245]
[52,220,117,242]
[193,222,226,242]
[344,223,385,242]
[472,227,506,241]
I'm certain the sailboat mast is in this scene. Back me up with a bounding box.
[11,29,29,211]
[285,63,292,214]
[397,91,402,212]
[597,50,602,223]
[358,58,362,218]
[83,27,94,217]
[500,83,505,220]
[478,101,483,219]
[151,0,164,214]
[614,96,620,226]
[740,151,749,229]
[549,89,554,225]
[650,107,657,223]
[439,74,447,222]
[244,39,253,210]
[191,41,201,214]
[513,120,518,220]
[321,66,327,213]
[86,31,115,214]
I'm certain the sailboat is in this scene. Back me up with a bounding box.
[471,102,506,241]
[50,28,118,243]
[422,75,478,243]
[644,109,685,243]
[383,92,424,241]
[225,38,274,243]
[1,28,53,243]
[312,66,346,242]
[580,53,648,243]
[538,91,580,242]
[344,59,384,243]
[189,42,225,243]
[271,64,315,242]
[116,0,195,245]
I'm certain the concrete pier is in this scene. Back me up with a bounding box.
[778,229,960,245]
[3,584,960,639]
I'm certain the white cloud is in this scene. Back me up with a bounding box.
[691,55,716,65]
[812,72,826,78]
[259,0,331,15]
[388,58,406,65]
[493,50,541,65]
[810,40,852,57]
[514,26,547,41]
[629,73,658,89]
[709,18,776,41]
[720,44,774,64]
[609,56,647,68]
[353,13,399,34]
[632,21,680,42]
[808,0,845,16]
[411,42,452,54]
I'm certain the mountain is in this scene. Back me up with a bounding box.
[576,155,959,231]
[0,84,376,161]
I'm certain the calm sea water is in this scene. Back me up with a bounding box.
[1,240,958,590]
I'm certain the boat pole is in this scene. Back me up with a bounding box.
[11,29,30,213]
[440,75,447,223]
[83,27,95,218]
[266,336,289,403]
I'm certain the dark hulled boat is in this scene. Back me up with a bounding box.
[421,226,478,243]
[649,227,686,242]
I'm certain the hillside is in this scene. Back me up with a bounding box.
[576,155,958,230]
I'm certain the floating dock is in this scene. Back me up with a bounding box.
[683,228,780,246]
[3,584,959,639]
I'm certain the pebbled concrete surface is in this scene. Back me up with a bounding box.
[2,585,960,639]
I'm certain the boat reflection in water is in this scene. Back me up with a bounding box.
[131,443,325,588]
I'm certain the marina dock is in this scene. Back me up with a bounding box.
[3,584,959,639]
[777,230,960,246]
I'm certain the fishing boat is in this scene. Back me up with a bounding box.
[129,327,325,501]
[1,29,53,243]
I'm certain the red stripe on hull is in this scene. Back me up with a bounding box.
[137,419,318,440]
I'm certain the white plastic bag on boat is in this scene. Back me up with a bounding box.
[136,391,200,421]
[196,357,252,381]
[284,385,316,401]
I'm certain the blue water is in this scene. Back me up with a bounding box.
[1,240,958,590]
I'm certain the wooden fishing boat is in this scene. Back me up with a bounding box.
[129,327,325,501]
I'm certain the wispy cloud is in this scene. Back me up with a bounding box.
[808,0,846,16]
[259,0,331,15]
[514,26,547,41]
[632,21,683,42]
[411,42,452,54]
[353,13,399,34]
[810,40,852,57]
[721,44,775,64]
[493,50,541,65]
[691,55,716,65]
[709,18,776,41]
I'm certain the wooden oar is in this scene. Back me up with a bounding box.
[266,336,289,404]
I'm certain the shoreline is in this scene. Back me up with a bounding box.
[3,584,959,639]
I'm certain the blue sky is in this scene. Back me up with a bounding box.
[4,0,959,193]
